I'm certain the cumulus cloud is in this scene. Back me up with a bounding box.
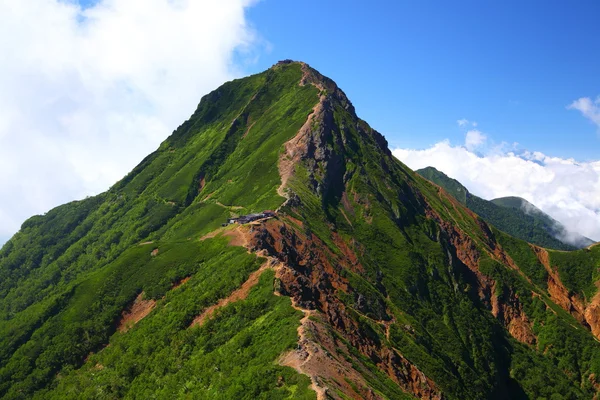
[0,0,260,245]
[393,142,600,242]
[568,96,600,128]
[465,129,487,151]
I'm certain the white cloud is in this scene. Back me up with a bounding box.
[393,142,600,242]
[0,0,260,245]
[568,96,600,128]
[457,118,477,128]
[465,129,487,151]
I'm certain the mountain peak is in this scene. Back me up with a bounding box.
[416,166,469,204]
[4,63,600,400]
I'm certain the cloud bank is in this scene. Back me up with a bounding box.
[0,0,259,245]
[393,137,600,242]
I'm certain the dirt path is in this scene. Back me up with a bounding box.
[222,225,251,247]
[277,92,326,199]
[194,218,380,399]
[199,226,228,241]
[278,296,381,400]
[190,262,271,327]
[279,303,329,400]
[216,201,244,210]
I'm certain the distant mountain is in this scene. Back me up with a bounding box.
[3,62,600,399]
[491,196,595,249]
[416,167,594,250]
[417,166,468,205]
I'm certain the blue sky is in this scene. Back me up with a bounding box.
[245,0,600,161]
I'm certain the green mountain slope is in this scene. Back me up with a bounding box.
[417,166,468,205]
[2,61,600,399]
[491,196,595,249]
[415,166,593,251]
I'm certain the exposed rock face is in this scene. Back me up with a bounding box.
[422,189,537,346]
[585,287,600,339]
[530,245,600,338]
[279,63,391,207]
[491,283,537,346]
[248,219,444,400]
[279,308,383,400]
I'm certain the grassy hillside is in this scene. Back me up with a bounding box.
[0,62,319,399]
[1,62,600,399]
[416,166,468,205]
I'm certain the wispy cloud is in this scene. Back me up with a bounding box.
[393,142,600,242]
[457,118,477,128]
[0,0,261,245]
[568,96,600,128]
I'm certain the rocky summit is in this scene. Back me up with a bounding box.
[1,61,600,399]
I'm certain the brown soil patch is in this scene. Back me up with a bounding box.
[222,225,252,247]
[172,276,191,290]
[190,263,270,327]
[151,248,159,256]
[139,241,154,246]
[117,292,156,333]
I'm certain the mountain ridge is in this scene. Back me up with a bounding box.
[416,166,594,250]
[1,61,600,399]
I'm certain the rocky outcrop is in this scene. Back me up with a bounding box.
[585,286,600,339]
[247,218,443,400]
[422,189,537,345]
[530,245,600,338]
[278,63,391,208]
[491,282,536,345]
